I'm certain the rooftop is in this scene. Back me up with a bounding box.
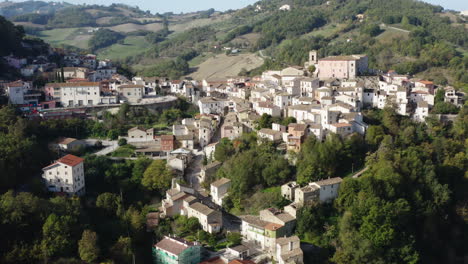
[57,137,77,145]
[258,128,282,136]
[189,202,215,216]
[331,123,352,128]
[46,82,100,88]
[57,154,84,167]
[154,236,195,256]
[211,177,231,188]
[276,235,300,245]
[118,84,144,89]
[315,177,343,186]
[319,55,366,61]
[229,260,256,264]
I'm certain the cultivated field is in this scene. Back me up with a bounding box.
[189,53,264,81]
[38,28,93,49]
[105,22,163,33]
[169,13,232,33]
[98,36,150,60]
[377,26,410,44]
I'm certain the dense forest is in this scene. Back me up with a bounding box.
[210,106,468,264]
[0,99,202,263]
[88,29,125,52]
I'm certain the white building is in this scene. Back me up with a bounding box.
[318,55,368,79]
[118,84,144,103]
[127,127,154,142]
[42,154,86,196]
[210,178,231,206]
[291,177,342,205]
[47,82,101,107]
[186,202,222,233]
[6,81,33,105]
[198,97,232,115]
[258,128,283,142]
[275,236,304,264]
[414,101,429,122]
[254,101,281,117]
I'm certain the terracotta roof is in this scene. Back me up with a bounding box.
[288,123,307,131]
[200,256,225,264]
[154,237,194,256]
[331,123,352,128]
[56,154,84,167]
[418,80,433,85]
[229,260,256,264]
[264,222,283,231]
[257,101,275,108]
[160,135,174,140]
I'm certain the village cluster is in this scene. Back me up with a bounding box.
[3,48,465,264]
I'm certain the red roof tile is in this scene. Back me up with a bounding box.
[229,260,256,264]
[57,154,84,167]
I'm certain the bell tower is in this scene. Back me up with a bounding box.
[309,50,318,65]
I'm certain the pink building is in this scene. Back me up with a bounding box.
[318,55,368,80]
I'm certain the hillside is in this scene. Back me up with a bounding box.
[0,1,72,17]
[5,0,468,85]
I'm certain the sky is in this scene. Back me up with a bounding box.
[9,0,468,13]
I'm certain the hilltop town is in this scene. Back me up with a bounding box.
[1,41,466,264]
[1,0,468,264]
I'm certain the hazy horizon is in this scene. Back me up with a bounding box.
[5,0,468,13]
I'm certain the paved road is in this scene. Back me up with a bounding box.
[352,166,369,178]
[185,149,204,191]
[83,139,118,156]
[380,23,411,33]
[259,50,271,59]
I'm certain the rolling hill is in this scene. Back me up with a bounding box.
[2,0,467,86]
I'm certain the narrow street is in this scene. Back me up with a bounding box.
[83,139,118,156]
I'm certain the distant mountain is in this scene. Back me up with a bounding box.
[3,0,466,88]
[0,1,72,17]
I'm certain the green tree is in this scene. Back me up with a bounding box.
[214,138,235,162]
[110,237,133,264]
[41,214,74,260]
[142,160,173,192]
[78,230,100,263]
[227,232,242,246]
[96,192,120,215]
[365,125,385,148]
[256,113,273,129]
[118,138,127,146]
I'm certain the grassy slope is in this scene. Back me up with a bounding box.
[188,53,264,81]
[37,28,93,49]
[98,36,151,60]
